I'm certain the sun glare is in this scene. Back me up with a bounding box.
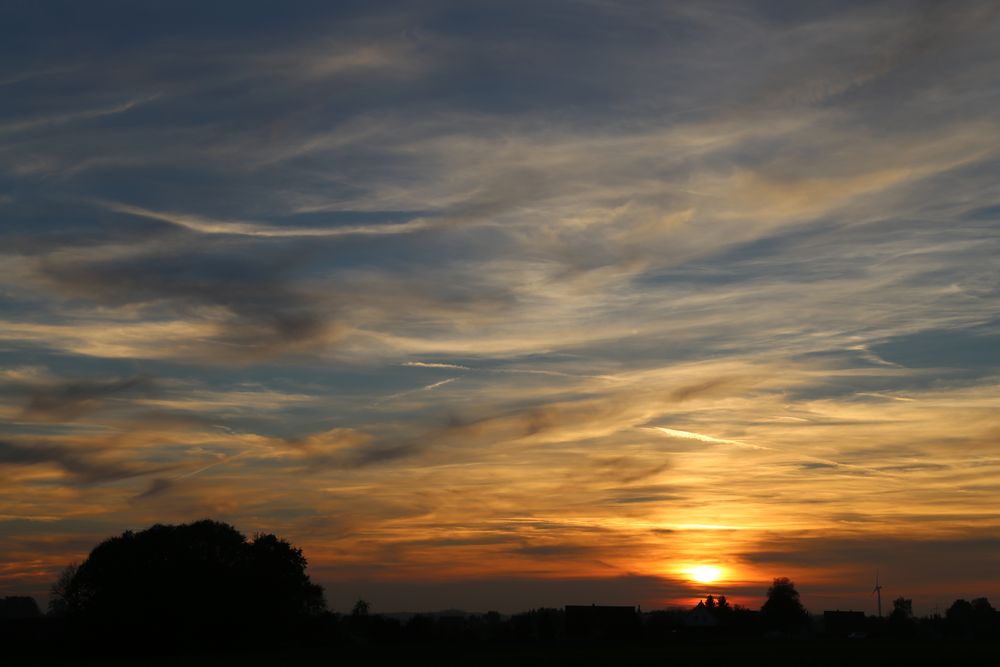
[687,565,723,584]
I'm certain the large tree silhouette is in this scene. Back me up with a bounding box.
[760,577,809,632]
[51,519,324,628]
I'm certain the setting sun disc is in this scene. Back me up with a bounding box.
[688,565,723,584]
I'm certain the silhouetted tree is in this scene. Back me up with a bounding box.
[946,598,975,638]
[971,597,995,618]
[888,596,915,636]
[713,594,734,625]
[352,598,370,617]
[47,563,78,616]
[761,577,809,633]
[729,604,762,635]
[890,597,913,620]
[51,519,324,633]
[699,593,735,626]
[246,531,326,618]
[405,613,434,641]
[971,597,997,638]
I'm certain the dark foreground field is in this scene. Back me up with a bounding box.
[31,640,1000,667]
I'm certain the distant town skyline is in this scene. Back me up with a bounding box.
[1,1,999,615]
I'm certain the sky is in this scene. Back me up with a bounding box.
[1,0,999,615]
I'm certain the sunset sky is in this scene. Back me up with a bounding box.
[2,1,999,615]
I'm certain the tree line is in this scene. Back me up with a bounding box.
[1,520,998,656]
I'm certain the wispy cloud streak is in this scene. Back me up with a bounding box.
[101,201,434,238]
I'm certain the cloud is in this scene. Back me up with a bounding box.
[0,95,158,135]
[743,533,1000,592]
[269,427,420,469]
[17,375,153,421]
[669,377,741,402]
[100,200,434,238]
[0,439,154,484]
[133,477,174,500]
[34,244,340,361]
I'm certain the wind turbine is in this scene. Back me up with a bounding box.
[872,570,883,618]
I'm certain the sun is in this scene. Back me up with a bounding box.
[687,564,723,584]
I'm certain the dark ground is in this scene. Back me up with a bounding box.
[30,640,1000,667]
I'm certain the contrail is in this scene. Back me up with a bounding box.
[375,377,457,404]
[175,449,249,480]
[649,426,770,450]
[401,361,471,370]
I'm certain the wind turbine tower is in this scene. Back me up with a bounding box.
[872,570,883,618]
